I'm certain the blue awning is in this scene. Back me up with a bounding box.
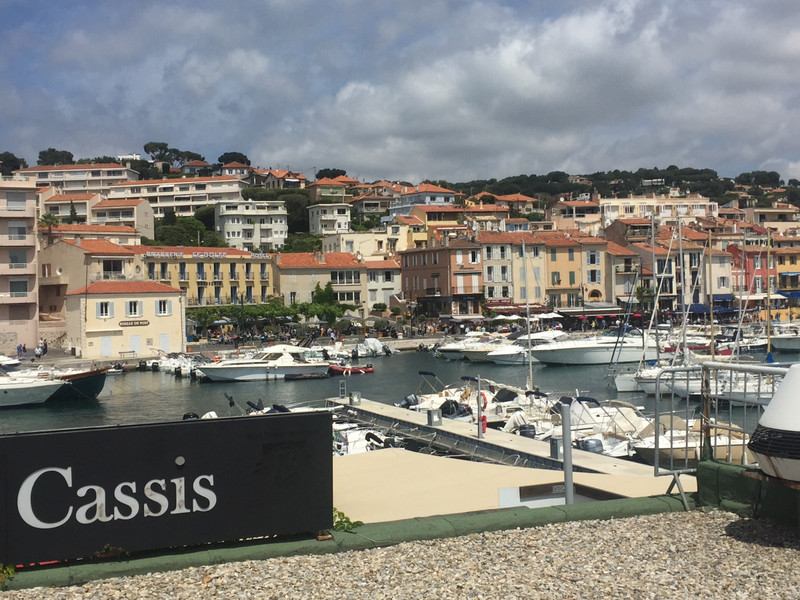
[780,272,800,276]
[689,303,710,313]
[712,294,735,301]
[779,291,800,299]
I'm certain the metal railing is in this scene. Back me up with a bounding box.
[651,361,788,507]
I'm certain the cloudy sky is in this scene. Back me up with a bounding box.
[2,0,800,184]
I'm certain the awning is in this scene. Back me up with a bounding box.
[689,304,710,313]
[616,295,639,304]
[733,292,786,301]
[780,272,800,276]
[712,294,735,302]
[780,291,800,299]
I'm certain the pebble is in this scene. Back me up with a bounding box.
[3,510,799,599]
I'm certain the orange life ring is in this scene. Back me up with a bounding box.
[480,392,488,411]
[213,356,221,362]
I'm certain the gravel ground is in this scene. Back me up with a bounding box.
[3,510,799,599]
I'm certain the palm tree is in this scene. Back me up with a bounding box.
[37,212,60,247]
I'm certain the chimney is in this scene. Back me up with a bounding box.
[314,251,325,264]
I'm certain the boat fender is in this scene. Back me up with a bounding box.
[461,388,471,400]
[182,412,200,420]
[480,415,487,433]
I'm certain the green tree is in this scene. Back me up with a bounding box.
[0,151,27,175]
[315,168,346,180]
[66,201,78,224]
[37,212,60,246]
[162,208,177,226]
[128,159,164,180]
[194,205,216,230]
[37,148,74,166]
[143,142,170,162]
[281,234,322,253]
[217,152,250,165]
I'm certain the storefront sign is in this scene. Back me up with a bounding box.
[0,413,332,564]
[119,320,150,327]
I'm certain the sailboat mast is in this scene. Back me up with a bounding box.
[766,229,772,355]
[708,228,715,359]
[523,241,534,390]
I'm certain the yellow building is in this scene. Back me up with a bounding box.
[126,246,272,307]
[65,281,185,360]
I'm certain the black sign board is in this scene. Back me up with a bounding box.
[0,412,332,565]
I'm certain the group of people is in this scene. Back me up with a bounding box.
[16,338,48,360]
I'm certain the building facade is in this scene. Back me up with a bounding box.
[15,163,139,196]
[108,176,247,217]
[308,203,351,236]
[214,199,288,251]
[0,178,39,353]
[65,281,185,359]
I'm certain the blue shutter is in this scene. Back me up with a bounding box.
[96,302,102,318]
[109,303,114,318]
[138,301,143,316]
[167,300,173,315]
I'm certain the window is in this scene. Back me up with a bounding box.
[551,271,561,285]
[568,249,574,261]
[486,266,494,282]
[97,301,112,318]
[8,249,26,268]
[157,300,172,315]
[369,271,378,283]
[5,191,27,211]
[717,276,729,288]
[569,271,575,285]
[550,249,557,261]
[126,301,142,317]
[485,247,492,259]
[588,269,602,283]
[586,251,600,265]
[384,271,393,282]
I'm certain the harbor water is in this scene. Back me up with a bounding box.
[2,348,796,436]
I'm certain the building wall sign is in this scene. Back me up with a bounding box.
[0,413,332,564]
[119,320,150,327]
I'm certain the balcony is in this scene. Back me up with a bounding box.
[1,234,34,247]
[0,262,36,275]
[615,265,638,274]
[0,291,36,304]
[424,288,442,296]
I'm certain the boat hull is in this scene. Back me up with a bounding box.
[0,378,66,407]
[199,363,331,382]
[51,368,108,401]
[531,342,658,366]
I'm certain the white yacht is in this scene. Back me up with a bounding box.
[487,330,566,365]
[769,324,800,353]
[529,328,659,366]
[196,344,331,382]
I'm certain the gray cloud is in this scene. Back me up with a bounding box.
[2,0,800,183]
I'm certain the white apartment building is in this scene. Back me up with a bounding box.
[15,163,139,196]
[308,203,351,236]
[385,183,457,222]
[0,177,39,353]
[108,176,247,217]
[90,198,155,240]
[365,258,402,308]
[321,222,414,257]
[214,199,288,251]
[599,191,718,229]
[41,190,102,224]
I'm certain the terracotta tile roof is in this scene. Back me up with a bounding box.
[124,245,250,257]
[605,241,637,256]
[333,175,359,184]
[617,218,652,225]
[111,176,239,187]
[475,231,541,244]
[364,259,401,269]
[183,160,211,167]
[63,239,134,255]
[51,224,137,234]
[307,177,346,187]
[629,242,672,256]
[542,237,581,247]
[401,183,455,195]
[17,163,125,172]
[68,281,183,296]
[558,200,599,207]
[495,192,539,203]
[92,198,145,208]
[274,252,362,268]
[44,193,97,203]
[222,162,251,169]
[394,215,424,225]
[266,169,307,180]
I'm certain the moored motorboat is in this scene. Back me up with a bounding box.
[7,365,108,402]
[328,363,375,376]
[196,344,331,382]
[530,327,658,366]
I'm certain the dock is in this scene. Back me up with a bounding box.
[328,393,668,477]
